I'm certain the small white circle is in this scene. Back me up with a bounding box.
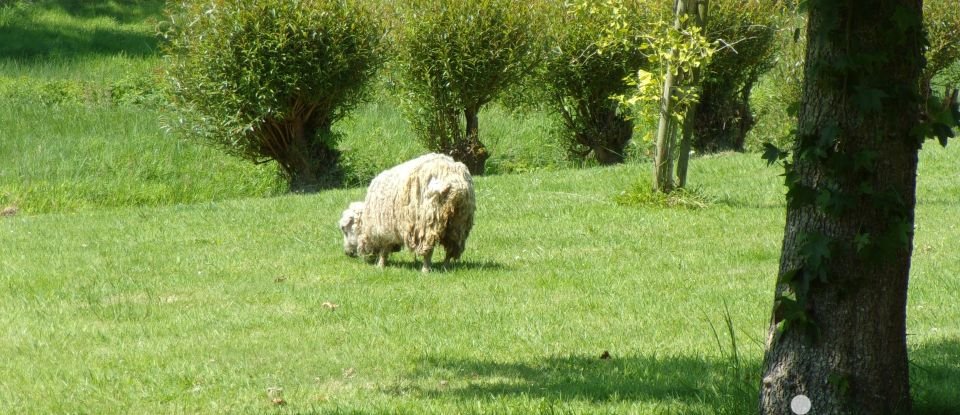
[791,394,812,414]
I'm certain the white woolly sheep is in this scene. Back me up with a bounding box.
[339,153,475,272]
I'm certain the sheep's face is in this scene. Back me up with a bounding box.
[339,202,364,257]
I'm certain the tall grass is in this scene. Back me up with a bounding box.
[0,101,284,212]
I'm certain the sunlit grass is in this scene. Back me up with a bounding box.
[1,147,958,414]
[0,1,958,413]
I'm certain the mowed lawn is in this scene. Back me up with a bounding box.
[1,1,959,413]
[1,147,958,414]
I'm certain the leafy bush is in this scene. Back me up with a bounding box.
[748,0,959,152]
[924,0,960,92]
[391,0,541,175]
[692,0,779,153]
[746,9,804,152]
[541,0,654,165]
[161,0,383,191]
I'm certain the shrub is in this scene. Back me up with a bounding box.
[161,0,383,192]
[745,8,804,152]
[542,0,655,165]
[692,0,779,153]
[748,0,959,152]
[924,0,960,93]
[391,0,541,175]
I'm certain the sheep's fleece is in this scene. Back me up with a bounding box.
[339,153,475,272]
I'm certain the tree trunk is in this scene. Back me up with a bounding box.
[655,0,702,193]
[675,101,696,188]
[692,84,754,153]
[675,0,708,188]
[593,145,626,165]
[450,107,489,175]
[278,116,340,193]
[759,1,924,414]
[653,50,678,193]
[586,104,632,165]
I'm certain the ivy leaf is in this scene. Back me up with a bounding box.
[854,233,871,252]
[799,232,832,270]
[933,123,954,147]
[809,124,840,160]
[828,372,852,397]
[815,188,835,214]
[774,296,807,324]
[787,183,817,208]
[781,268,800,285]
[853,86,887,113]
[891,5,922,33]
[853,150,878,173]
[762,142,788,166]
[787,101,801,117]
[890,221,913,245]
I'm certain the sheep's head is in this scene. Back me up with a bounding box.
[339,202,364,257]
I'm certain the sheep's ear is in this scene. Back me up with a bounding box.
[425,178,450,198]
[339,213,354,230]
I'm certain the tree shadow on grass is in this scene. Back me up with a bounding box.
[0,1,161,59]
[42,0,166,24]
[910,337,960,415]
[391,353,761,413]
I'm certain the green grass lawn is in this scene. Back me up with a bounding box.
[1,147,958,414]
[1,1,958,413]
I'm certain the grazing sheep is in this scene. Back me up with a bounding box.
[339,153,475,272]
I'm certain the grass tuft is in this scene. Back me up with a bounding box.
[614,180,714,209]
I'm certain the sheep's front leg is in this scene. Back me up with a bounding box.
[420,248,433,273]
[376,250,389,268]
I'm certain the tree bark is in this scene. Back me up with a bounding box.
[759,1,924,414]
[692,84,754,153]
[451,106,489,175]
[582,103,632,165]
[675,0,708,188]
[277,116,340,193]
[653,44,678,193]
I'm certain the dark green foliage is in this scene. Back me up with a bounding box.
[923,0,960,92]
[391,0,541,174]
[692,0,779,153]
[541,1,653,165]
[161,0,383,191]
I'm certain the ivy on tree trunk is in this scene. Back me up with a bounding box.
[759,1,925,413]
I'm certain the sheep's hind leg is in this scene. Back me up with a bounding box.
[420,248,433,273]
[377,250,389,268]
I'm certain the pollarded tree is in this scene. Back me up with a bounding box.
[759,0,957,413]
[692,0,778,153]
[541,0,652,165]
[162,0,383,192]
[391,0,541,175]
